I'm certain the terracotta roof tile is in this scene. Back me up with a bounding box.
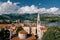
[0,24,11,28]
[18,30,28,34]
[25,34,36,40]
[11,36,21,40]
[0,23,22,28]
[40,27,48,30]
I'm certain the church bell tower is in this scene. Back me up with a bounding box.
[37,13,42,39]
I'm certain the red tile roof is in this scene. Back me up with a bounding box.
[25,34,36,40]
[11,36,21,40]
[0,23,22,28]
[12,34,36,40]
[40,27,48,30]
[18,30,28,34]
[0,24,11,28]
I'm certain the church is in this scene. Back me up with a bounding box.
[18,13,48,40]
[4,0,48,40]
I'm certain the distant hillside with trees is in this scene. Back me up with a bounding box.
[0,13,60,23]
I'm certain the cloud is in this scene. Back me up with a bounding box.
[0,1,19,14]
[14,2,20,5]
[38,7,59,13]
[18,5,38,14]
[0,1,59,14]
[47,7,59,13]
[18,5,59,14]
[0,2,2,5]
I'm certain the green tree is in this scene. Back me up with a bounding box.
[42,26,60,40]
[0,28,5,39]
[16,27,23,35]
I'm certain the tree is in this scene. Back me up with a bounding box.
[0,28,10,40]
[42,26,60,40]
[0,28,5,38]
[16,27,23,35]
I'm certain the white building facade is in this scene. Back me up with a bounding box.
[18,13,47,40]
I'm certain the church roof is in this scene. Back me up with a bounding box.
[24,23,36,27]
[11,34,36,40]
[18,30,28,34]
[0,24,10,28]
[25,34,36,40]
[40,27,48,30]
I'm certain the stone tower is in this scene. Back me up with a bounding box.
[37,13,42,39]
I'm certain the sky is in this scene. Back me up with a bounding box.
[0,0,60,14]
[0,0,60,8]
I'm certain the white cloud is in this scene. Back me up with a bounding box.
[18,5,59,14]
[0,2,2,5]
[14,2,20,5]
[18,5,38,14]
[47,7,59,13]
[38,7,59,14]
[0,0,59,14]
[38,8,47,13]
[0,1,19,14]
